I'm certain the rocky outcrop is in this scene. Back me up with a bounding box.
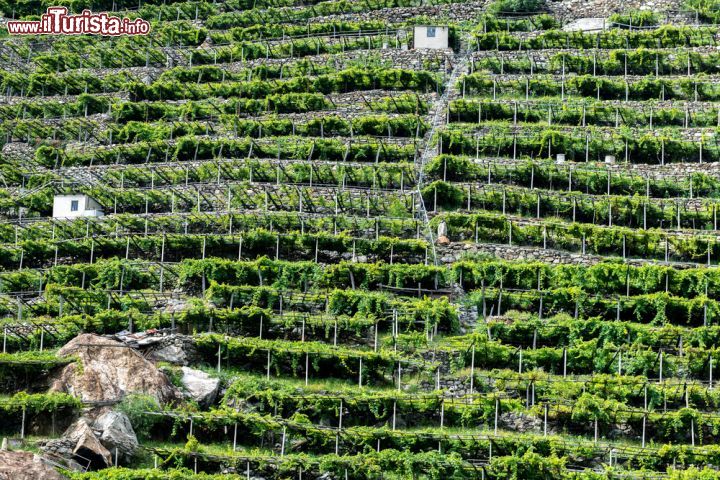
[0,449,67,480]
[180,367,220,407]
[40,412,139,469]
[41,419,112,470]
[69,420,112,469]
[51,334,181,405]
[92,411,139,463]
[111,330,199,366]
[145,335,199,366]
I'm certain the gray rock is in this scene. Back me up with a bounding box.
[181,367,220,407]
[499,412,543,433]
[149,343,190,365]
[137,334,199,366]
[91,412,138,463]
[51,334,182,405]
[61,419,112,470]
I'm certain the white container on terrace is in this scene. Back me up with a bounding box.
[413,26,449,49]
[52,194,104,219]
[605,155,616,164]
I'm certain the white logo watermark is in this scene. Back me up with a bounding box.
[7,7,151,35]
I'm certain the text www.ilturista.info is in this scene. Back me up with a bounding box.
[6,7,151,35]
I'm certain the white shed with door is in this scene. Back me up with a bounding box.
[52,194,104,219]
[413,26,449,49]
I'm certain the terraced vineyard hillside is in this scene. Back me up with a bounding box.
[3,0,720,478]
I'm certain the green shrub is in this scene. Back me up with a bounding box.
[116,394,163,441]
[489,0,545,13]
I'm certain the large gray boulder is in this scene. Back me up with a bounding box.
[92,411,138,463]
[180,367,220,407]
[51,334,181,405]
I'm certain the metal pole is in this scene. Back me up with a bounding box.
[266,350,271,380]
[280,427,286,456]
[494,398,499,434]
[469,345,475,392]
[233,423,238,451]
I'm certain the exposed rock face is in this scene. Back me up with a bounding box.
[0,450,67,480]
[91,411,139,463]
[181,367,220,407]
[51,334,181,405]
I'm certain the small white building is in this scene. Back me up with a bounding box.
[52,194,104,219]
[413,26,449,49]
